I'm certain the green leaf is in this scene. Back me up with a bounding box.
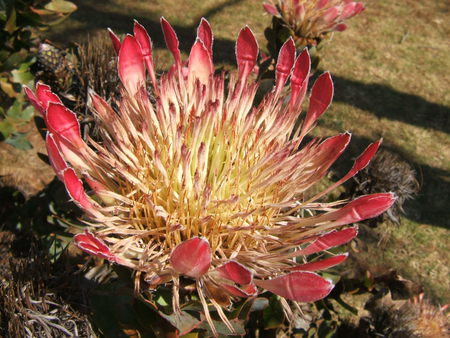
[29,7,55,16]
[333,296,358,315]
[43,233,70,263]
[89,282,140,337]
[44,1,77,14]
[4,132,33,150]
[198,318,246,337]
[307,326,317,338]
[6,100,21,116]
[317,319,338,338]
[250,297,269,312]
[159,310,203,336]
[11,68,34,85]
[19,29,32,41]
[19,9,43,26]
[180,301,203,313]
[0,77,17,97]
[231,297,269,321]
[254,78,274,106]
[89,280,170,337]
[262,295,285,329]
[18,58,36,70]
[154,287,173,309]
[133,299,176,337]
[4,7,16,33]
[0,50,9,62]
[364,270,374,291]
[19,105,34,120]
[0,119,15,138]
[182,333,200,338]
[3,50,28,69]
[320,271,341,285]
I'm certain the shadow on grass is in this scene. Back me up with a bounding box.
[328,133,450,229]
[47,0,241,66]
[324,74,450,228]
[331,74,450,135]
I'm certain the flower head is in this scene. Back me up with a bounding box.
[26,18,393,334]
[264,0,365,46]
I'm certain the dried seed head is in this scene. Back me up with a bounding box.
[349,150,419,225]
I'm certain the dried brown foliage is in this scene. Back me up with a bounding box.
[74,32,120,109]
[0,231,94,337]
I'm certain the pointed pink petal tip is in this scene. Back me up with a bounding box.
[289,253,349,272]
[275,37,295,92]
[74,230,117,262]
[323,6,340,24]
[188,39,213,85]
[133,20,157,87]
[263,3,279,16]
[24,86,44,116]
[35,82,62,113]
[316,0,329,9]
[46,132,68,180]
[341,2,365,20]
[334,193,397,226]
[170,237,211,278]
[133,20,153,58]
[300,227,358,255]
[216,261,252,285]
[63,168,97,212]
[350,139,382,176]
[318,132,351,157]
[291,48,311,88]
[309,71,334,113]
[302,71,333,132]
[107,28,121,55]
[197,18,213,57]
[254,272,334,302]
[160,17,181,66]
[236,26,258,80]
[290,48,311,107]
[118,34,145,96]
[46,102,83,148]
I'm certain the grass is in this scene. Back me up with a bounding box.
[42,0,450,305]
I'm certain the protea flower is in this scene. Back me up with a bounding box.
[263,0,364,69]
[25,18,394,335]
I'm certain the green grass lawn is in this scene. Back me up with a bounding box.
[46,0,450,304]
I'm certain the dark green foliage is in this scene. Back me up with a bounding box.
[0,0,76,148]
